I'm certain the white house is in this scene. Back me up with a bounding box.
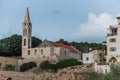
[82,50,105,64]
[82,52,93,64]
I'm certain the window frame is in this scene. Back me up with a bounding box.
[28,50,30,55]
[34,49,37,55]
[110,47,116,52]
[24,39,26,46]
[86,57,89,61]
[109,38,116,42]
[41,49,43,55]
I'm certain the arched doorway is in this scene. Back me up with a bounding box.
[109,57,117,63]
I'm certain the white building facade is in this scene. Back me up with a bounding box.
[106,17,120,63]
[82,52,94,64]
[82,50,105,64]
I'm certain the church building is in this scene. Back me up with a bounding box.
[22,8,81,62]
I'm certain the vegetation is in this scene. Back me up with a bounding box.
[39,59,83,72]
[88,64,120,80]
[0,34,42,57]
[39,60,51,71]
[0,34,22,56]
[20,61,37,72]
[4,64,15,71]
[32,36,42,48]
[56,39,106,53]
[51,59,82,70]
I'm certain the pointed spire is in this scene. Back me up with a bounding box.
[24,7,31,23]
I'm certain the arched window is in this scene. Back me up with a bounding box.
[99,53,102,62]
[28,28,31,36]
[28,50,30,55]
[41,49,43,55]
[34,49,37,55]
[24,39,26,46]
[64,50,66,56]
[24,23,26,26]
[109,57,117,63]
[28,39,30,48]
[23,28,27,36]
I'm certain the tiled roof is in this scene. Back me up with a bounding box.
[48,41,80,53]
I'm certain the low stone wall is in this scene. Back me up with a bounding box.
[0,57,18,71]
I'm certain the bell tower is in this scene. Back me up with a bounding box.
[22,7,32,49]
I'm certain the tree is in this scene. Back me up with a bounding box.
[50,59,83,71]
[32,36,42,48]
[56,39,69,45]
[0,34,42,57]
[20,61,37,72]
[0,34,22,56]
[39,60,51,71]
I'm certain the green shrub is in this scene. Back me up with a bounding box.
[39,60,51,71]
[4,64,15,71]
[49,64,58,72]
[20,61,37,72]
[50,58,83,71]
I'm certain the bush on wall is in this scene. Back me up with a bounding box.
[20,61,37,72]
[40,59,83,72]
[4,64,15,71]
[39,60,51,71]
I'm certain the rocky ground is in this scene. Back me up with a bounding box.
[0,64,94,80]
[0,71,35,80]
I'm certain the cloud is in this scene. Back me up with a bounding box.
[71,13,116,42]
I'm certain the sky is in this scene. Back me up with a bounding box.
[0,0,120,43]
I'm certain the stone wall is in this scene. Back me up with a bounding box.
[0,57,18,71]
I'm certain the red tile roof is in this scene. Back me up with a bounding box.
[48,41,80,53]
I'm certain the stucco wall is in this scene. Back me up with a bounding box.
[0,57,18,71]
[82,53,94,64]
[107,25,120,63]
[22,46,81,63]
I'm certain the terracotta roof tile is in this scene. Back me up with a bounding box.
[48,41,80,53]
